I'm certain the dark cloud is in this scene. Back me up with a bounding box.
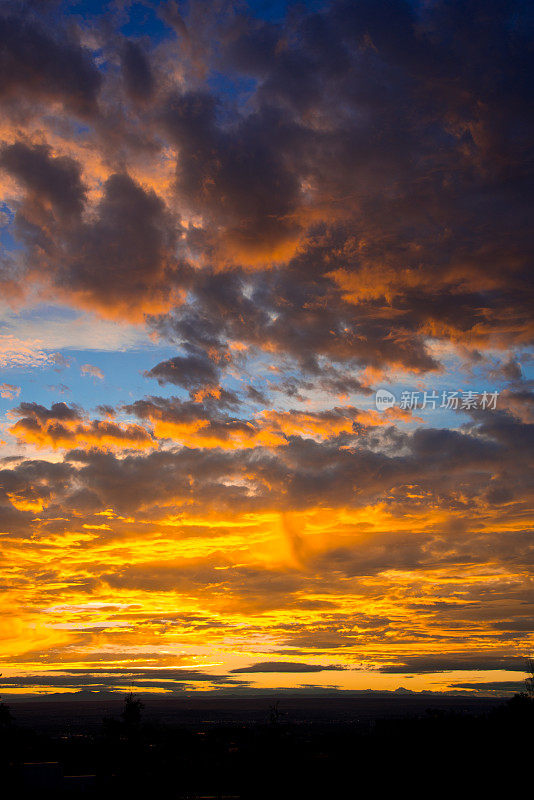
[0,12,101,115]
[0,457,74,536]
[490,389,534,424]
[245,384,269,405]
[449,681,526,695]
[0,668,248,693]
[121,40,154,102]
[0,400,526,533]
[96,405,116,417]
[12,401,82,422]
[379,654,529,674]
[148,0,533,371]
[1,1,532,370]
[145,350,220,393]
[124,395,380,448]
[230,661,347,673]
[13,171,189,318]
[493,358,523,382]
[319,369,373,397]
[0,142,86,218]
[148,256,442,376]
[163,91,302,262]
[8,401,154,451]
[61,172,182,316]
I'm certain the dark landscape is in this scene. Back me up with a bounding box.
[2,690,532,798]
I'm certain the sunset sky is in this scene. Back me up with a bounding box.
[0,0,533,700]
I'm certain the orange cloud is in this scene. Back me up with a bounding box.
[9,417,154,451]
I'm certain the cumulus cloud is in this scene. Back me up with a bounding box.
[0,10,101,116]
[0,141,86,218]
[8,401,154,451]
[145,351,221,395]
[123,395,411,449]
[10,170,188,320]
[0,0,530,369]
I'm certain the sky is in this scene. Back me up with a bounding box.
[0,0,533,700]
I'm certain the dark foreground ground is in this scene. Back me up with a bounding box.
[1,692,531,798]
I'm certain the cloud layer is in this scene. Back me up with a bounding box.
[0,0,532,697]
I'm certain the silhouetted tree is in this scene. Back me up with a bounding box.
[269,700,282,725]
[122,692,144,730]
[525,658,534,697]
[505,658,534,717]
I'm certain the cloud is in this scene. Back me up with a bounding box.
[7,167,189,320]
[47,383,71,395]
[0,668,248,693]
[80,363,104,380]
[0,0,533,697]
[379,654,530,674]
[0,382,20,399]
[496,389,534,424]
[163,91,302,263]
[448,681,526,695]
[230,661,347,673]
[1,309,152,352]
[59,172,185,319]
[123,395,410,449]
[121,40,155,102]
[0,335,53,369]
[0,0,531,372]
[12,401,81,422]
[145,351,221,395]
[0,11,101,116]
[0,397,527,526]
[0,141,86,218]
[50,353,72,370]
[8,402,154,451]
